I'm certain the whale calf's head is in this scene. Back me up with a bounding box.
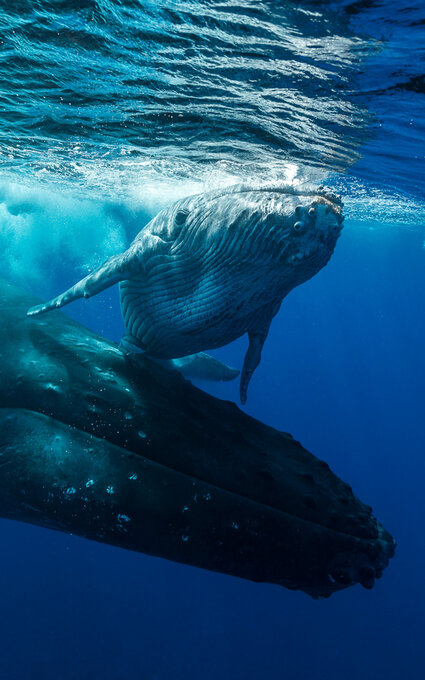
[148,182,344,290]
[276,189,344,283]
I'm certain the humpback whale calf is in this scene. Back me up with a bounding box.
[1,279,394,597]
[28,183,344,403]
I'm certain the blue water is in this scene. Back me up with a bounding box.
[0,1,424,678]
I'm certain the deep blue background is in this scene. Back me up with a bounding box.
[1,0,424,677]
[1,218,423,680]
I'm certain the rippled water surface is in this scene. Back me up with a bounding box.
[0,1,369,184]
[0,1,423,203]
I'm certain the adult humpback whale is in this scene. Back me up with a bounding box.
[28,183,343,403]
[0,279,394,597]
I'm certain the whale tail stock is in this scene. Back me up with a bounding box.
[27,252,130,317]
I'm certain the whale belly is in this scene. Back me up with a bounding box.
[119,269,266,358]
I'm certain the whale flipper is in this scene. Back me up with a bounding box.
[170,352,239,382]
[240,301,281,404]
[119,340,239,383]
[27,250,134,317]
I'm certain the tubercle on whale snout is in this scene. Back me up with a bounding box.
[247,182,345,231]
[328,535,396,595]
[316,185,343,209]
[288,528,396,599]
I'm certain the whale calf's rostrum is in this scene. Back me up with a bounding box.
[27,183,344,403]
[1,279,394,597]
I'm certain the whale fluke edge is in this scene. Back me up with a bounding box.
[0,279,395,598]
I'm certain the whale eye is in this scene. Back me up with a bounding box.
[175,209,189,226]
[293,221,304,232]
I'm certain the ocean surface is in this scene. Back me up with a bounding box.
[0,1,424,678]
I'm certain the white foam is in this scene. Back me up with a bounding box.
[1,170,422,302]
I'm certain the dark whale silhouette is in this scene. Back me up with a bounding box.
[0,279,394,597]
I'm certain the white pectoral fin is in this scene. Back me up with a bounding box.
[27,250,135,317]
[171,352,240,382]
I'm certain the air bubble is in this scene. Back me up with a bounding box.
[117,513,131,523]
